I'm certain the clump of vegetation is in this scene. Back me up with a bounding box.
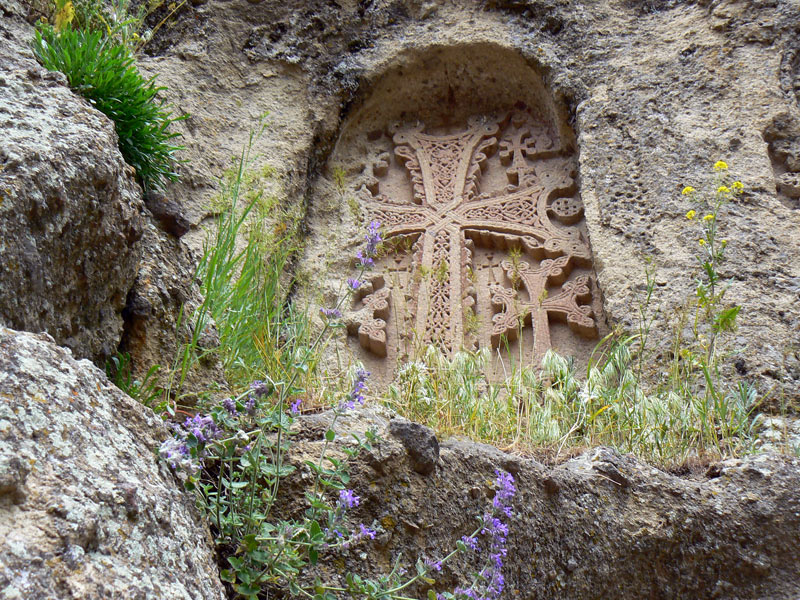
[30,0,185,191]
[166,119,306,404]
[387,161,759,467]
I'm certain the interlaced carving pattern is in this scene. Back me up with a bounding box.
[348,110,599,365]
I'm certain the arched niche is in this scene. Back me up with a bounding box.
[313,43,604,383]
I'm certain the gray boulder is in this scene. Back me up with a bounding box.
[0,14,145,362]
[0,327,226,599]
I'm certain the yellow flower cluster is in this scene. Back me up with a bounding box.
[703,214,714,222]
[732,181,744,192]
[686,209,696,220]
[682,186,696,195]
[699,239,706,246]
[717,185,730,194]
[713,160,729,171]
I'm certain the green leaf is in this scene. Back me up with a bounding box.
[309,546,319,565]
[309,520,323,539]
[220,569,236,583]
[428,590,438,600]
[325,429,336,442]
[713,305,741,333]
[243,533,259,553]
[234,583,262,596]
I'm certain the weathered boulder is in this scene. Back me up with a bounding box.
[0,13,145,362]
[286,407,800,600]
[0,327,226,599]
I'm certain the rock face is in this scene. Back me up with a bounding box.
[287,407,800,600]
[139,0,800,405]
[0,13,146,362]
[0,327,226,600]
[119,223,226,394]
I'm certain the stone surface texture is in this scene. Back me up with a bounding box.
[284,406,800,600]
[0,327,226,600]
[137,0,800,406]
[119,223,226,393]
[0,11,145,362]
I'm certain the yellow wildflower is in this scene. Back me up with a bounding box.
[703,214,714,221]
[698,239,706,246]
[686,209,696,220]
[682,186,696,195]
[717,185,730,194]
[732,181,744,192]
[721,239,728,247]
[713,160,729,171]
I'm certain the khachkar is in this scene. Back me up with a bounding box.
[346,110,599,367]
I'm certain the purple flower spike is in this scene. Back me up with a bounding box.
[355,250,374,267]
[347,278,362,290]
[461,535,479,552]
[183,414,221,444]
[321,307,342,319]
[338,489,360,509]
[222,397,238,416]
[341,367,370,411]
[365,221,383,256]
[290,398,302,415]
[424,558,443,572]
[358,523,376,540]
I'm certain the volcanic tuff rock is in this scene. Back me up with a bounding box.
[283,406,800,600]
[0,327,226,600]
[137,0,800,405]
[0,10,145,362]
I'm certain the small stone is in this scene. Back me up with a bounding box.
[144,191,192,238]
[388,419,439,475]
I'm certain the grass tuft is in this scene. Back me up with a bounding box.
[31,24,184,191]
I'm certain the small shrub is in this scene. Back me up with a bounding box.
[31,24,184,191]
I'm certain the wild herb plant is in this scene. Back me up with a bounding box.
[105,351,162,407]
[31,0,186,53]
[31,24,185,191]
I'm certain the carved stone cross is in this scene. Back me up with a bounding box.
[349,110,598,366]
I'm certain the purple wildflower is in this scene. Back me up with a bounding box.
[246,380,272,412]
[338,489,360,509]
[342,523,377,549]
[290,398,302,415]
[461,535,479,552]
[492,469,516,518]
[364,221,382,256]
[183,414,221,444]
[347,278,362,291]
[454,470,516,600]
[355,250,373,267]
[340,367,369,411]
[158,436,198,475]
[425,557,443,572]
[321,307,342,319]
[222,397,238,416]
[358,524,376,540]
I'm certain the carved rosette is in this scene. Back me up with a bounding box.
[346,108,600,367]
